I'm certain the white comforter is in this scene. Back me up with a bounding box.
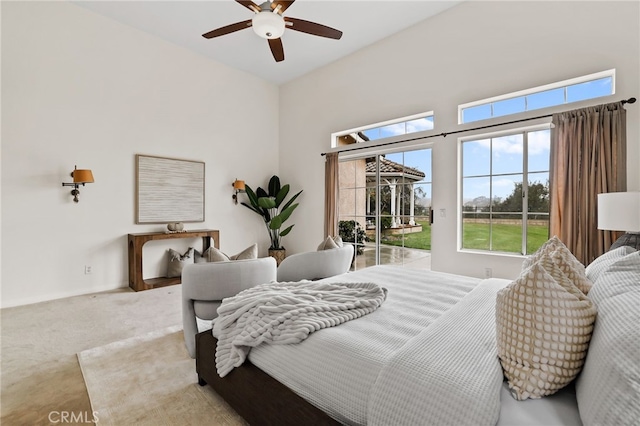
[249,265,492,425]
[368,278,508,426]
[212,280,387,377]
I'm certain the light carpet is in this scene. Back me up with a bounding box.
[77,326,246,426]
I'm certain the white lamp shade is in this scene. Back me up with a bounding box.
[252,11,285,39]
[597,192,640,232]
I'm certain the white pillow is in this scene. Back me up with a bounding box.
[576,251,640,425]
[585,245,637,283]
[317,235,344,251]
[203,244,258,262]
[496,261,597,400]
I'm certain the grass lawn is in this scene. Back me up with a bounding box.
[377,221,432,250]
[375,221,549,254]
[462,222,549,254]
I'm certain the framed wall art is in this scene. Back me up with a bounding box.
[135,154,205,224]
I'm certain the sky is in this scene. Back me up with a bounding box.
[357,75,611,202]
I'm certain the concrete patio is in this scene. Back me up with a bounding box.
[353,243,431,271]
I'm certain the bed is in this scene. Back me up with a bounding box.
[195,246,640,426]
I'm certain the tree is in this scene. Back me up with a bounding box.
[493,180,549,214]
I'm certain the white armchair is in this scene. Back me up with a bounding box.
[181,257,277,358]
[276,244,354,282]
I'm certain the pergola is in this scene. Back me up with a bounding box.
[365,157,425,228]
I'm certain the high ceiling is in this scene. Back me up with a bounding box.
[73,1,462,85]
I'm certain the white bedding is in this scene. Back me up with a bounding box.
[245,265,582,425]
[248,265,484,425]
[212,281,387,377]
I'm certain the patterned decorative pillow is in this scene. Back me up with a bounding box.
[549,249,593,295]
[523,236,584,274]
[585,245,637,283]
[496,261,597,400]
[576,250,640,425]
[166,247,194,278]
[203,243,258,262]
[317,235,344,251]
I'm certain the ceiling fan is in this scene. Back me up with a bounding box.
[202,0,343,62]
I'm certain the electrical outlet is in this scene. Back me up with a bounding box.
[484,268,492,278]
[84,265,92,275]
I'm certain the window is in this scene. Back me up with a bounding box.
[459,69,615,124]
[332,111,434,147]
[460,127,550,255]
[339,148,432,270]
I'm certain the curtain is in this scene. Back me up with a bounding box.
[324,152,339,238]
[549,102,626,265]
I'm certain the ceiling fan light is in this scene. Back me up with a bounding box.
[252,11,285,39]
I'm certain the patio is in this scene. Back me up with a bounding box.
[354,243,431,271]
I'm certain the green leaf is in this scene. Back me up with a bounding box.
[281,190,303,211]
[258,197,276,209]
[276,203,298,225]
[275,184,290,207]
[240,201,262,216]
[280,224,294,237]
[268,175,281,197]
[269,215,282,230]
[244,185,260,210]
[256,187,269,199]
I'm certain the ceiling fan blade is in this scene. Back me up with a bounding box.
[271,1,295,14]
[202,20,252,39]
[284,17,343,40]
[268,38,285,62]
[236,0,261,13]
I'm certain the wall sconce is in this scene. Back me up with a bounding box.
[62,166,94,203]
[232,179,245,204]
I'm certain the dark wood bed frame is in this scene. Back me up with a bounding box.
[196,330,340,425]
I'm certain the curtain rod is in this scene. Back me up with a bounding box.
[320,97,636,156]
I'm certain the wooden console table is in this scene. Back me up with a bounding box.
[128,229,220,292]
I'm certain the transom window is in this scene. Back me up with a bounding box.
[460,127,550,255]
[459,69,615,124]
[332,111,434,147]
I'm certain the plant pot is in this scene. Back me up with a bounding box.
[269,248,286,266]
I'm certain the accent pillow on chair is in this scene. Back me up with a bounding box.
[166,248,195,278]
[200,243,258,262]
[317,236,344,251]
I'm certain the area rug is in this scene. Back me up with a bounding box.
[77,326,246,426]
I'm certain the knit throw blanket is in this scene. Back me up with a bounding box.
[212,281,387,377]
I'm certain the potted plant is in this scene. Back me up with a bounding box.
[241,175,302,265]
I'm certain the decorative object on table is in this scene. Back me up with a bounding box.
[166,247,194,278]
[61,165,94,203]
[136,154,205,224]
[166,222,185,232]
[232,179,245,204]
[597,191,640,250]
[241,175,302,265]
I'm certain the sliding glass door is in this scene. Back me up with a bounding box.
[338,148,432,270]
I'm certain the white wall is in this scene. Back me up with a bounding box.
[279,1,640,280]
[1,2,279,307]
